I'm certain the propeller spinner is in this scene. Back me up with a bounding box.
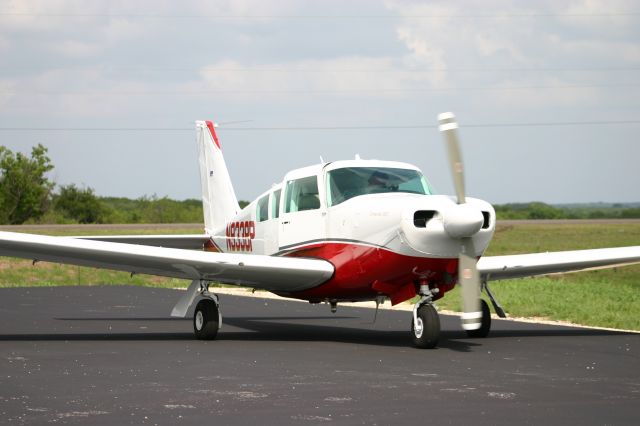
[438,112,483,331]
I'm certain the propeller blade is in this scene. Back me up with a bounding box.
[459,239,482,330]
[438,112,483,330]
[438,112,465,205]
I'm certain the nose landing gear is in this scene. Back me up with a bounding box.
[411,285,441,349]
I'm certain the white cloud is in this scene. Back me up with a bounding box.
[195,0,300,17]
[0,66,160,117]
[99,17,147,45]
[561,0,638,32]
[183,56,435,101]
[473,32,527,63]
[383,0,639,114]
[0,36,9,52]
[395,27,447,86]
[0,0,152,56]
[543,34,640,64]
[0,0,104,32]
[48,40,100,57]
[1,1,637,116]
[0,79,17,111]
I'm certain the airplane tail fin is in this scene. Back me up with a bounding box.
[196,121,240,234]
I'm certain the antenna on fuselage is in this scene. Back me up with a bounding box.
[355,154,361,160]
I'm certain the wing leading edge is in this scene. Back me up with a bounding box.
[0,231,334,292]
[478,246,640,281]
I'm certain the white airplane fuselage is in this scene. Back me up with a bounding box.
[206,159,495,305]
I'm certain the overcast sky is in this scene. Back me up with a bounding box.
[0,0,638,204]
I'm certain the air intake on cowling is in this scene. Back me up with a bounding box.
[414,210,437,228]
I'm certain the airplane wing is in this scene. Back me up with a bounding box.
[478,246,640,281]
[71,234,210,250]
[0,231,334,292]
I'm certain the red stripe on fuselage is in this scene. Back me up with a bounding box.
[280,242,458,304]
[205,121,221,149]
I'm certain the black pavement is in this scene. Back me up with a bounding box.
[0,286,637,425]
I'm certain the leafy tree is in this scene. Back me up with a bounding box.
[0,144,54,224]
[525,202,562,220]
[54,184,105,223]
[620,208,640,219]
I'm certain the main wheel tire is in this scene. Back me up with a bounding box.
[465,299,491,338]
[193,298,220,340]
[411,304,440,349]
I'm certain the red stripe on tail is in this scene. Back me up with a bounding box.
[205,121,221,149]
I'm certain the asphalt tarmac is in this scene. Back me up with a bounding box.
[0,286,637,425]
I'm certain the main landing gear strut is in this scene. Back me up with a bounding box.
[170,279,221,340]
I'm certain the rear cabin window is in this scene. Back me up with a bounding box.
[284,176,320,213]
[256,195,269,222]
[271,189,281,219]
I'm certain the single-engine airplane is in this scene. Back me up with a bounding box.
[1,113,639,348]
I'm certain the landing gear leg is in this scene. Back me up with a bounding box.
[483,281,506,318]
[411,285,441,349]
[193,282,221,340]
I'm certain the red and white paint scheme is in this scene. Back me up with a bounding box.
[1,114,639,348]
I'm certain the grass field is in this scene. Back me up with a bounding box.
[0,226,200,290]
[0,222,638,330]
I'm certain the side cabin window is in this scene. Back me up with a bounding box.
[256,195,269,222]
[271,189,281,219]
[284,176,320,213]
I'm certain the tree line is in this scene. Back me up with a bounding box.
[0,144,210,224]
[0,145,638,225]
[495,202,640,220]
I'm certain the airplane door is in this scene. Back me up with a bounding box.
[278,175,326,250]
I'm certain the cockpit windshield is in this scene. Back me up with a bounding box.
[326,167,432,207]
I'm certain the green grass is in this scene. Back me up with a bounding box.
[0,261,189,289]
[486,223,640,254]
[1,223,639,330]
[0,226,203,289]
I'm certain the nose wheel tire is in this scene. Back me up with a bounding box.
[193,298,220,340]
[465,299,491,338]
[411,304,440,349]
